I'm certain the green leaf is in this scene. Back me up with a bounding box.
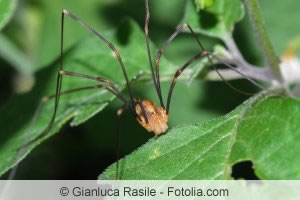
[195,0,215,11]
[0,0,16,30]
[182,0,245,38]
[2,0,115,72]
[259,0,300,56]
[0,19,176,177]
[0,33,33,76]
[34,0,115,70]
[100,90,300,179]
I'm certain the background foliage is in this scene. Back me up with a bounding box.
[0,0,299,179]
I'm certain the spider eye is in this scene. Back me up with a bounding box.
[151,112,155,115]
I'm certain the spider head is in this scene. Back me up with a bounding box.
[134,99,168,135]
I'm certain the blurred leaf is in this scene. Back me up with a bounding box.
[233,0,300,63]
[35,0,115,70]
[100,91,300,180]
[195,0,215,11]
[4,0,117,72]
[182,0,244,38]
[0,33,33,76]
[0,0,16,30]
[259,0,300,56]
[0,19,177,177]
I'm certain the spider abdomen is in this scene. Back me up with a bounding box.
[135,99,168,135]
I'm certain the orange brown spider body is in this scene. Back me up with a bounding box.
[134,99,168,135]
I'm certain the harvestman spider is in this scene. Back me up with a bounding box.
[23,0,264,154]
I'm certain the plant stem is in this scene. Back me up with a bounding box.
[243,0,283,83]
[223,35,272,82]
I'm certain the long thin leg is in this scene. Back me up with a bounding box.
[22,71,135,149]
[135,98,149,123]
[115,106,126,180]
[208,53,266,91]
[20,82,127,149]
[155,23,259,96]
[62,9,135,108]
[114,104,145,180]
[21,8,140,149]
[156,23,266,112]
[165,49,266,114]
[155,23,201,101]
[182,26,266,95]
[144,0,164,108]
[41,85,104,102]
[20,86,97,149]
[166,51,209,114]
[60,71,133,109]
[42,84,134,107]
[19,72,62,149]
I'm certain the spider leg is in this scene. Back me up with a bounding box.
[166,51,209,114]
[155,22,266,114]
[62,9,135,108]
[144,0,164,108]
[115,106,126,180]
[155,23,201,106]
[20,70,134,150]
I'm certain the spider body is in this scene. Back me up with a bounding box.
[134,99,168,135]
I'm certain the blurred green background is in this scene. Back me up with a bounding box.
[0,0,299,179]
